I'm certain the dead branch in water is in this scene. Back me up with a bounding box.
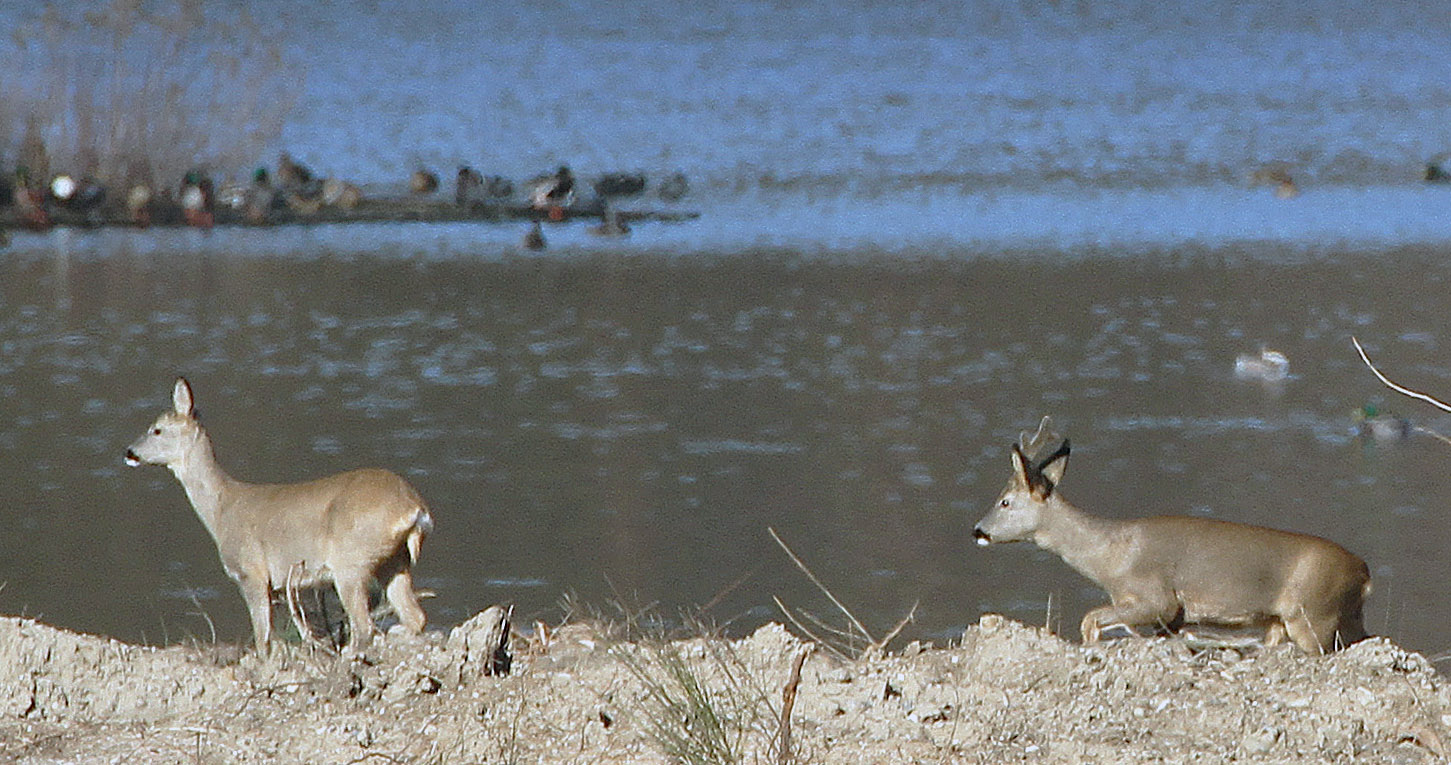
[1353,337,1451,413]
[1351,337,1451,445]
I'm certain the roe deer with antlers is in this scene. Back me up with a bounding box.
[973,435,1370,654]
[125,378,433,654]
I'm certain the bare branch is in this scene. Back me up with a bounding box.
[872,600,919,654]
[1352,337,1451,414]
[768,527,875,644]
[771,596,850,663]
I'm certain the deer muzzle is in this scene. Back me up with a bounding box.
[972,527,992,546]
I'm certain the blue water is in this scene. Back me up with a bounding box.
[7,0,1451,254]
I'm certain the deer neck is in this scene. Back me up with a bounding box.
[1032,494,1119,583]
[169,429,238,538]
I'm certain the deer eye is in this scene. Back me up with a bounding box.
[152,428,162,435]
[1000,498,1010,507]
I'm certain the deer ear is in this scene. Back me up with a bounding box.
[1010,444,1031,484]
[172,378,195,417]
[1038,440,1071,488]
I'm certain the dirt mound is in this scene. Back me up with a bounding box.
[3,612,1447,763]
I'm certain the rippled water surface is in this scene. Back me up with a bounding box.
[5,0,1451,656]
[5,243,1451,656]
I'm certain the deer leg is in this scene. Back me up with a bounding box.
[235,572,273,655]
[333,573,375,653]
[383,568,427,634]
[1283,610,1332,655]
[1263,621,1289,647]
[1080,597,1175,644]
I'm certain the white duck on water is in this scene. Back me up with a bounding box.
[1234,345,1289,383]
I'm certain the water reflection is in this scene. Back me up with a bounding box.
[3,244,1451,656]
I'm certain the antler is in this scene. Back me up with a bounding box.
[1017,416,1061,462]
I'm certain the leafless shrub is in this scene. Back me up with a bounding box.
[3,0,296,187]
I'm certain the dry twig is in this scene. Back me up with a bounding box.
[776,644,814,765]
[767,527,874,643]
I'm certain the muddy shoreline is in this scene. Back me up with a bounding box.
[3,611,1448,763]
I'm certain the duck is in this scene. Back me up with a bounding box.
[321,178,362,210]
[523,220,547,250]
[589,201,630,237]
[1426,155,1451,183]
[410,169,440,195]
[126,183,153,227]
[657,171,688,201]
[593,172,646,199]
[1250,164,1298,199]
[528,166,575,220]
[179,169,215,228]
[12,168,51,229]
[1352,404,1412,442]
[456,165,483,206]
[484,175,514,199]
[49,173,107,220]
[242,167,277,223]
[1233,345,1289,383]
[276,153,314,191]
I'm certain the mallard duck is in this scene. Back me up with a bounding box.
[589,201,630,237]
[180,170,215,228]
[593,172,646,198]
[1234,346,1289,382]
[1352,404,1412,442]
[456,165,483,206]
[528,166,574,219]
[523,220,546,250]
[13,168,51,229]
[410,169,439,195]
[126,184,153,227]
[1250,165,1298,199]
[657,171,688,201]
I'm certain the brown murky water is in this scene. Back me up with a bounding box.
[4,241,1451,657]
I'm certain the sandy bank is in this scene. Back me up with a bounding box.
[2,612,1447,763]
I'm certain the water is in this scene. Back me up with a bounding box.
[5,0,1451,657]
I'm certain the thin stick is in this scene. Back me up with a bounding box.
[1411,425,1451,446]
[772,596,850,663]
[1353,337,1451,414]
[799,608,865,645]
[872,600,919,653]
[776,644,814,765]
[694,564,762,618]
[768,527,875,644]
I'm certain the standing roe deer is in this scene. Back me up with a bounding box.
[973,435,1370,654]
[125,378,433,654]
